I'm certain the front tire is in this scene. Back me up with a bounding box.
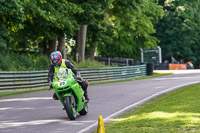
[64,96,77,120]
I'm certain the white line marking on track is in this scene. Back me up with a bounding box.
[0,107,12,111]
[78,81,200,133]
[0,120,95,129]
[0,97,51,103]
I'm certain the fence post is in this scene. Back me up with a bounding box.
[126,59,128,66]
[108,58,110,66]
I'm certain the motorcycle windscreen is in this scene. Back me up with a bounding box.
[56,68,68,80]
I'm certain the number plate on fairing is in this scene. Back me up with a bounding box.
[58,81,66,87]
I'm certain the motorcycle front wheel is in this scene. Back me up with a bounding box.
[64,95,77,120]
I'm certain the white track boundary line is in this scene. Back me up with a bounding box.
[78,81,200,133]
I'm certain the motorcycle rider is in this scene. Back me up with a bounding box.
[48,51,89,102]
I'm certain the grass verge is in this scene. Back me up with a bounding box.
[0,72,172,97]
[96,83,200,133]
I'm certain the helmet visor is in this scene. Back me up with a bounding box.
[53,59,58,64]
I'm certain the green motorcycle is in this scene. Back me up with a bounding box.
[52,68,88,120]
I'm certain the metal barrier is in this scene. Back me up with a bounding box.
[0,65,146,91]
[0,71,48,90]
[80,65,146,82]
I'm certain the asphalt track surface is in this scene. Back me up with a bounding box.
[1,71,200,133]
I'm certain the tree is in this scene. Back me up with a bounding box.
[0,0,26,49]
[21,0,82,56]
[1,0,167,65]
[97,0,164,61]
[155,0,200,67]
[68,0,111,62]
[85,1,113,60]
[1,0,82,57]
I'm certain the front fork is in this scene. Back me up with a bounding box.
[55,91,71,106]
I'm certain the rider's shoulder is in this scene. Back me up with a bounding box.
[49,64,54,68]
[64,59,70,62]
[64,59,72,64]
[64,59,75,68]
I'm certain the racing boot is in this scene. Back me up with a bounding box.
[84,90,89,102]
[83,80,89,102]
[53,92,59,100]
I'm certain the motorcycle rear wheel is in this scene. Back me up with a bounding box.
[64,96,77,120]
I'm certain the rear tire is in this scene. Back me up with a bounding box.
[64,96,77,120]
[79,104,88,115]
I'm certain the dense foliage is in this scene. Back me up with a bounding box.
[0,0,200,70]
[155,0,200,67]
[0,51,50,71]
[98,0,164,60]
[0,51,108,71]
[0,0,81,52]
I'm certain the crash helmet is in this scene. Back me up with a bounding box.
[50,51,62,66]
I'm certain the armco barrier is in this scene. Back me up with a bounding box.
[80,65,146,82]
[0,65,146,91]
[0,70,49,90]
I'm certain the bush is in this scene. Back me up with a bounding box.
[74,59,109,68]
[34,55,50,70]
[0,51,16,71]
[0,51,50,71]
[0,51,108,71]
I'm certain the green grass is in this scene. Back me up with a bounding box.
[0,72,172,97]
[98,83,200,133]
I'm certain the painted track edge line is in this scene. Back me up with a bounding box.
[78,81,200,133]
